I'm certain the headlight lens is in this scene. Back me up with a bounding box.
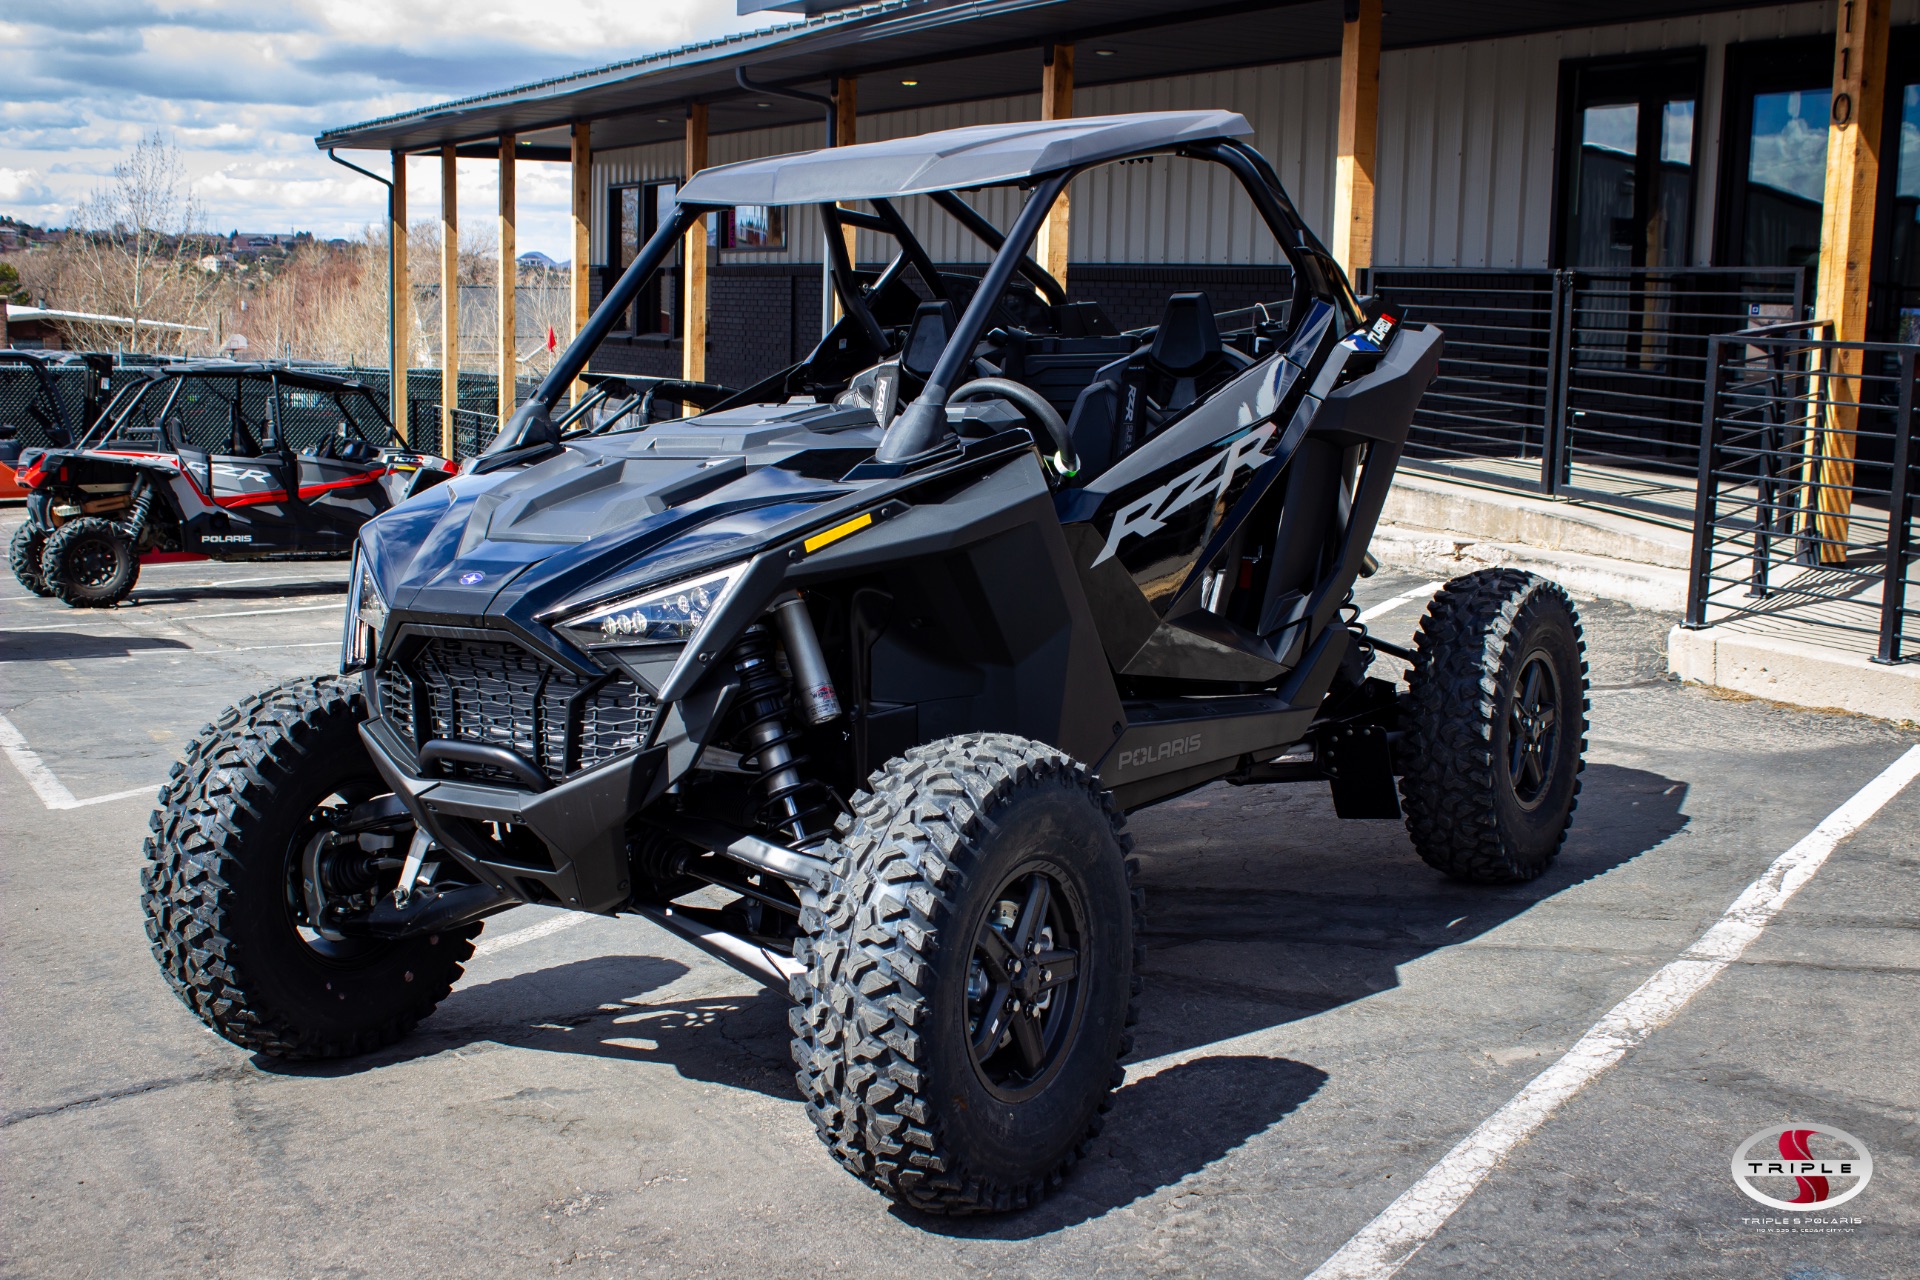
[556,565,742,651]
[340,556,388,672]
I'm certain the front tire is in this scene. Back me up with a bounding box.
[141,676,477,1058]
[1399,569,1588,883]
[9,521,52,596]
[792,734,1142,1214]
[40,515,139,607]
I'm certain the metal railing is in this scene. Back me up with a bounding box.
[1684,325,1916,663]
[1369,266,1809,519]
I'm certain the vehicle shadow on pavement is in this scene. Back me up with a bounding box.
[256,953,803,1100]
[127,579,347,605]
[923,760,1689,1234]
[0,631,191,661]
[909,1054,1329,1237]
[1121,762,1690,1064]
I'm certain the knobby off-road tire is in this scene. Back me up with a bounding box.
[40,515,138,607]
[141,676,477,1058]
[9,521,52,596]
[1399,568,1589,883]
[791,733,1143,1214]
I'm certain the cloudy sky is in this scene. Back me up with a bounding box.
[0,0,787,259]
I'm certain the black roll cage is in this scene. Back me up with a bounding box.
[493,136,1363,465]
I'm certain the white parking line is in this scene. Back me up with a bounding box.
[1303,744,1920,1280]
[6,602,342,631]
[1355,582,1442,625]
[0,712,158,811]
[473,912,593,958]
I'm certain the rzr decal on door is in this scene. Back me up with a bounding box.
[1092,422,1276,567]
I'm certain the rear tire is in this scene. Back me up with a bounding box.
[40,516,139,607]
[9,522,52,597]
[792,733,1142,1214]
[1399,569,1588,883]
[141,676,477,1058]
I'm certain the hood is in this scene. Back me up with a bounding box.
[359,400,884,630]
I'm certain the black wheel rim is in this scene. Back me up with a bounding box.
[71,536,119,587]
[1506,650,1562,808]
[283,780,394,964]
[966,863,1087,1103]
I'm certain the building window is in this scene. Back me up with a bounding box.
[1554,52,1702,270]
[1717,38,1833,269]
[711,205,785,251]
[608,180,680,336]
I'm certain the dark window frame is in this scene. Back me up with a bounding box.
[1713,35,1834,268]
[1550,48,1707,270]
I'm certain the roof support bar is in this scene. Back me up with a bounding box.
[570,122,592,409]
[390,152,410,436]
[440,144,459,458]
[1332,0,1380,278]
[1033,44,1075,287]
[878,169,1070,464]
[498,133,517,423]
[1810,0,1891,560]
[684,104,710,383]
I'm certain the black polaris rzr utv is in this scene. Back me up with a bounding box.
[143,111,1587,1214]
[13,361,455,606]
[0,350,116,499]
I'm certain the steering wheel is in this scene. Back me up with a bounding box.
[947,377,1079,477]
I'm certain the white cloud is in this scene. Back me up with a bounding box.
[0,0,787,255]
[0,167,57,206]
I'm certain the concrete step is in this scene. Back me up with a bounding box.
[1669,624,1920,724]
[1370,523,1687,612]
[1383,473,1694,570]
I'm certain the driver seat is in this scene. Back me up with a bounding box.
[1061,292,1237,482]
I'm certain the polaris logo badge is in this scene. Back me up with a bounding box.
[202,534,252,544]
[459,571,486,585]
[1118,733,1203,772]
[1093,422,1276,566]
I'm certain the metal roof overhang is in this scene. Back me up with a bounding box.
[314,0,1769,157]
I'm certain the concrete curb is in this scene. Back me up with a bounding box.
[1372,523,1687,611]
[1383,474,1693,569]
[1667,624,1920,723]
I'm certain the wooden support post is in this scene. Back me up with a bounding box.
[1332,0,1381,280]
[829,77,858,326]
[1810,0,1890,561]
[570,120,591,408]
[1033,44,1074,287]
[683,104,709,383]
[440,145,458,459]
[390,151,409,438]
[498,133,517,424]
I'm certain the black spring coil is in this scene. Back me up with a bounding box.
[727,625,838,846]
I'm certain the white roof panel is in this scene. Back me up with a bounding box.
[676,109,1252,206]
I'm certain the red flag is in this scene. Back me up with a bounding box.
[546,325,558,352]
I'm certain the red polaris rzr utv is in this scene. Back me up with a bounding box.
[13,362,455,606]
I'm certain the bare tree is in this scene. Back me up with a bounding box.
[55,133,220,355]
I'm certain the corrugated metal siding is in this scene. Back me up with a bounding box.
[1374,0,1920,267]
[592,1,1917,272]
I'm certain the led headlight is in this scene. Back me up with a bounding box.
[340,554,389,672]
[556,564,743,652]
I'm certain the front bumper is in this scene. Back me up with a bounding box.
[360,716,666,913]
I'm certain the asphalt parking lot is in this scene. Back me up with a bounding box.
[2,503,1917,1280]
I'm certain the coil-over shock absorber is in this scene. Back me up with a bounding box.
[725,623,839,847]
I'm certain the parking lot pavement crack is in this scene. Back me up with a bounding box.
[1,1065,248,1128]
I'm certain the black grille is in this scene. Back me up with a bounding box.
[375,636,656,784]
